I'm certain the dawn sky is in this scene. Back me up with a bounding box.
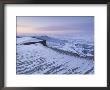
[17,16,94,35]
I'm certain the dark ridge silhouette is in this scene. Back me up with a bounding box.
[17,36,22,38]
[20,40,47,46]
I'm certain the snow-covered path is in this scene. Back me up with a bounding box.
[17,43,94,74]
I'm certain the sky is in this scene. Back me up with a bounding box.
[17,16,94,36]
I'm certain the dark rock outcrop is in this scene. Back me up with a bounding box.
[21,40,47,46]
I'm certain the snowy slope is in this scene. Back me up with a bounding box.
[16,36,94,74]
[37,36,94,59]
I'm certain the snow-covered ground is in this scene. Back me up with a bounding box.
[16,35,94,74]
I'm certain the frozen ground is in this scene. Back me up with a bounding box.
[16,35,94,74]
